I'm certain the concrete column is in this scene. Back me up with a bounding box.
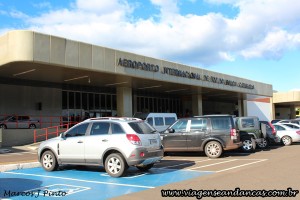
[237,100,243,117]
[290,105,296,119]
[243,100,248,116]
[117,87,132,117]
[192,94,203,116]
[133,94,137,115]
[270,98,276,120]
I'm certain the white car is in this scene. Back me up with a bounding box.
[273,124,300,145]
[38,117,164,177]
[279,123,300,130]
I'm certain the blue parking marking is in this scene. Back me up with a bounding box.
[0,167,213,199]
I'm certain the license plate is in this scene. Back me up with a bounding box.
[149,139,157,144]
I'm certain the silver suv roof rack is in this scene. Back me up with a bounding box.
[86,117,142,121]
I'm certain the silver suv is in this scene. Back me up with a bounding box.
[38,117,164,177]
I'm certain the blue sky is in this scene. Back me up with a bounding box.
[1,0,299,92]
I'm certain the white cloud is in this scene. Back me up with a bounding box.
[241,29,300,59]
[3,0,300,66]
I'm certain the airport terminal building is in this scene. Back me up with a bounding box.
[0,30,274,124]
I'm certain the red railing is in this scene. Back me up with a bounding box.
[33,122,78,143]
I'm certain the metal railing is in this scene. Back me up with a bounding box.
[33,122,78,143]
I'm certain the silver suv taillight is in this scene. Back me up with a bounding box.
[126,134,142,146]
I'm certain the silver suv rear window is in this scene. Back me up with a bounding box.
[129,121,155,134]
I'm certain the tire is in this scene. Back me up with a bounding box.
[0,124,7,129]
[29,124,36,129]
[105,153,128,177]
[241,137,255,152]
[204,141,223,158]
[257,138,268,149]
[41,150,58,171]
[281,136,292,146]
[136,163,154,171]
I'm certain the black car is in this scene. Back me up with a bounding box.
[160,115,242,158]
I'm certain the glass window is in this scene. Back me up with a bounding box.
[147,117,154,126]
[112,95,117,110]
[62,91,68,109]
[211,117,231,130]
[111,123,125,134]
[76,92,81,109]
[69,92,74,109]
[89,93,94,110]
[241,118,255,128]
[106,95,112,110]
[165,117,176,125]
[170,120,188,132]
[155,117,164,126]
[65,123,89,137]
[129,121,155,134]
[95,94,100,109]
[191,119,207,130]
[90,122,110,135]
[274,125,285,131]
[82,93,88,110]
[101,94,106,109]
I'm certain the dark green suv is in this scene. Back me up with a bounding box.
[160,115,242,158]
[235,116,268,152]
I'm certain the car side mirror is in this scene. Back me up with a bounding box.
[167,128,175,133]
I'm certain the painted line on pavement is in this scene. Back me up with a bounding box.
[187,159,238,170]
[215,159,268,173]
[3,171,155,189]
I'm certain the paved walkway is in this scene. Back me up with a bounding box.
[0,143,40,172]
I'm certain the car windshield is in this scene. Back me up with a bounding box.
[129,121,155,134]
[0,116,12,121]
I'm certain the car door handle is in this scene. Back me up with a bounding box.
[102,139,108,142]
[77,140,83,143]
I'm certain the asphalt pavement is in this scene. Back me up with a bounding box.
[0,143,40,172]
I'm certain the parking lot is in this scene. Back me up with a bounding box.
[1,143,299,200]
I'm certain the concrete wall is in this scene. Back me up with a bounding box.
[0,129,35,147]
[0,128,59,147]
[274,107,292,119]
[246,101,272,121]
[0,84,62,118]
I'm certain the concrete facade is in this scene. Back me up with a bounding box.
[0,30,273,119]
[272,91,300,119]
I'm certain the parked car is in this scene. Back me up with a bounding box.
[160,115,242,158]
[271,119,293,124]
[235,116,268,152]
[38,117,164,177]
[276,119,300,125]
[278,123,300,130]
[273,123,300,145]
[0,115,40,129]
[133,112,177,132]
[259,121,278,144]
[290,119,300,125]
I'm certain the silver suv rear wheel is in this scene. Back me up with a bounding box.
[105,153,127,177]
[204,141,223,158]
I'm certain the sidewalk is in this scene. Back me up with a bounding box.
[0,143,41,172]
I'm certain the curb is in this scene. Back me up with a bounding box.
[0,162,41,172]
